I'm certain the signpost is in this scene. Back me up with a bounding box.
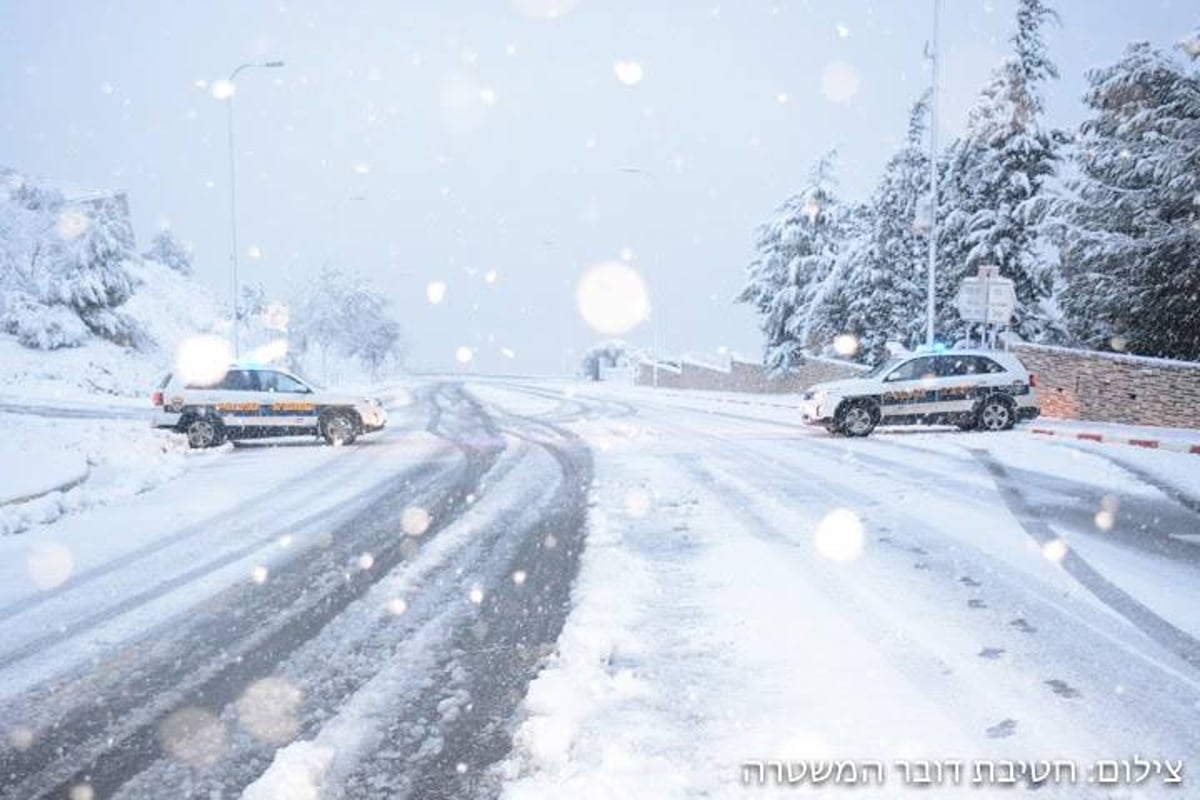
[955,265,1016,349]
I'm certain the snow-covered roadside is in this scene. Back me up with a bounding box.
[492,383,1200,799]
[0,412,190,535]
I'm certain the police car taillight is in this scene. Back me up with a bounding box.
[152,391,163,406]
[1028,373,1038,388]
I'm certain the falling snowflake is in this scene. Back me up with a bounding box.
[401,506,432,536]
[576,261,651,335]
[833,333,859,357]
[613,60,644,86]
[175,335,231,387]
[426,280,448,304]
[387,597,408,615]
[820,61,860,103]
[27,541,75,590]
[813,508,864,561]
[211,79,236,100]
[1041,539,1068,562]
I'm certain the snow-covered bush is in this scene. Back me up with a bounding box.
[0,293,89,349]
[580,340,642,380]
[141,229,193,275]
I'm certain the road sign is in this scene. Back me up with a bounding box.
[955,266,1016,324]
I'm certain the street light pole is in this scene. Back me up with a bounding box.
[925,0,941,348]
[220,60,284,358]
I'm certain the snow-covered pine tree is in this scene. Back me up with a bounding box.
[807,201,873,357]
[738,152,845,372]
[837,92,934,363]
[944,0,1064,343]
[142,229,193,275]
[0,173,141,348]
[1058,42,1200,359]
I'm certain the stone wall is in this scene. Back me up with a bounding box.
[634,356,864,393]
[1011,343,1200,428]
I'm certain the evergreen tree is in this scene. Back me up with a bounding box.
[142,229,193,275]
[1058,42,1200,359]
[0,172,141,348]
[840,93,934,362]
[943,0,1064,343]
[737,152,845,372]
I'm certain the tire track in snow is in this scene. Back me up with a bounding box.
[974,450,1200,673]
[0,385,498,800]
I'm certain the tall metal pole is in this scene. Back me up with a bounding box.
[221,60,285,359]
[226,93,241,358]
[926,0,941,348]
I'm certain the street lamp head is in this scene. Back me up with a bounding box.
[263,60,285,68]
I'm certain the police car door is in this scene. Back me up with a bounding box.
[932,355,985,414]
[878,356,939,418]
[258,371,320,430]
[209,369,264,429]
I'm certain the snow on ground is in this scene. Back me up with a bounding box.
[0,412,189,535]
[484,381,1200,799]
[0,404,436,702]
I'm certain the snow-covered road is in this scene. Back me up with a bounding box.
[480,381,1200,799]
[2,379,1198,799]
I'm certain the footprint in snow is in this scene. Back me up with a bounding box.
[1009,618,1037,634]
[959,576,982,587]
[1045,679,1081,699]
[986,718,1018,739]
[978,647,1005,660]
[968,598,988,609]
[913,561,931,570]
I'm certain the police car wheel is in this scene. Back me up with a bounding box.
[978,397,1014,432]
[321,411,358,446]
[183,416,224,448]
[837,401,878,437]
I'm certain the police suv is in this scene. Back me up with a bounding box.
[800,349,1039,437]
[151,365,387,448]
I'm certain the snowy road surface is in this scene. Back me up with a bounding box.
[2,380,1199,799]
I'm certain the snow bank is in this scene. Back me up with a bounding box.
[0,413,189,535]
[0,449,88,506]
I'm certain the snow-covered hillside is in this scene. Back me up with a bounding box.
[0,167,224,402]
[0,258,223,402]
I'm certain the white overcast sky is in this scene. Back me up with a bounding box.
[1,0,1193,373]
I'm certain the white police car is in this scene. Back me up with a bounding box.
[151,365,387,448]
[800,349,1039,437]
